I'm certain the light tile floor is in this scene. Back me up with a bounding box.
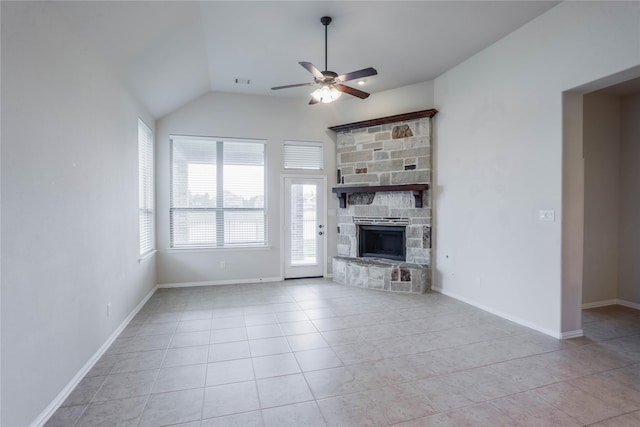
[45,278,640,427]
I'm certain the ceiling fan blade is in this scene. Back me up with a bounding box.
[299,62,324,79]
[308,97,319,105]
[271,82,314,90]
[335,84,370,99]
[337,67,378,82]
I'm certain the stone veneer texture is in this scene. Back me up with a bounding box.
[336,118,431,186]
[334,117,432,294]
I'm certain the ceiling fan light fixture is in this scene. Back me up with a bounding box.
[311,85,342,103]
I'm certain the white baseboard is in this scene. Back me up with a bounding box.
[431,285,562,339]
[560,329,584,339]
[158,276,284,288]
[618,299,640,310]
[582,299,619,309]
[582,298,640,310]
[32,285,158,427]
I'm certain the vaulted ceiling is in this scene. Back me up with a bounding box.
[51,1,559,118]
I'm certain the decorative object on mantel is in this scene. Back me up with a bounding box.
[332,184,429,208]
[271,16,378,105]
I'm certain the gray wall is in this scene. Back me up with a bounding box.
[1,3,156,425]
[583,93,621,304]
[433,1,640,336]
[619,93,640,304]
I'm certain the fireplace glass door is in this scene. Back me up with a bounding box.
[284,176,325,278]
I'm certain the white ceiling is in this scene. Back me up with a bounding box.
[52,1,560,118]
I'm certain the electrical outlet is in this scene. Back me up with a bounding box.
[107,303,111,317]
[219,261,226,269]
[539,210,555,222]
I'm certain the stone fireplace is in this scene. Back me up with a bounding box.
[329,110,436,293]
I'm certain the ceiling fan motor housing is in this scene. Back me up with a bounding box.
[316,70,338,84]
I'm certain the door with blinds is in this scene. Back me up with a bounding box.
[284,176,325,278]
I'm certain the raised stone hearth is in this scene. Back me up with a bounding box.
[333,256,428,293]
[330,110,436,294]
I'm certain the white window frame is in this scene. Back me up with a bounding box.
[283,141,324,170]
[138,118,155,259]
[169,135,268,249]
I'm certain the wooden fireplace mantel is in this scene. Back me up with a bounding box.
[332,184,429,208]
[328,109,438,132]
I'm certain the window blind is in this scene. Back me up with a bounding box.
[170,136,267,248]
[284,142,323,170]
[138,119,154,256]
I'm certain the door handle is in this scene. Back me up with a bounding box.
[318,225,324,229]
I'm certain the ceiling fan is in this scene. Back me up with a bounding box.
[271,16,378,105]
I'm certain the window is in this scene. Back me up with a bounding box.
[138,119,154,256]
[283,141,323,170]
[170,136,267,248]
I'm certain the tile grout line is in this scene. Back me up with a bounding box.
[134,314,178,427]
[198,307,214,425]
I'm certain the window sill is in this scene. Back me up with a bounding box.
[166,245,272,254]
[138,250,157,264]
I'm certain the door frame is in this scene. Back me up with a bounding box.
[280,174,328,279]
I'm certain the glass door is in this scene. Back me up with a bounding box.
[284,176,325,278]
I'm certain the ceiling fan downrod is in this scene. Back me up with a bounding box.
[321,16,331,72]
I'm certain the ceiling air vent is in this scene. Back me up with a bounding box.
[234,78,251,85]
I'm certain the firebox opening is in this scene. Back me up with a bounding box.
[358,225,406,261]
